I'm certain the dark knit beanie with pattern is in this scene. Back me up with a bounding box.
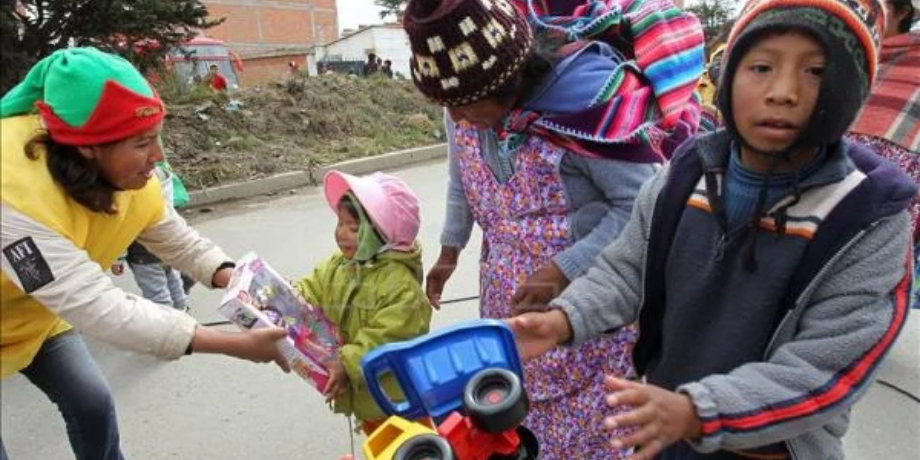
[403,0,533,107]
[717,0,886,151]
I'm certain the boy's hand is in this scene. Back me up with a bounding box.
[602,376,702,460]
[111,262,125,276]
[323,358,350,402]
[512,262,569,314]
[504,309,572,360]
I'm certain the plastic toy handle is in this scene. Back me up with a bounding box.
[362,354,418,417]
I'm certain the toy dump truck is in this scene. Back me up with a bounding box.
[360,320,538,460]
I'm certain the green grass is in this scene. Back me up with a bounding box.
[157,74,443,189]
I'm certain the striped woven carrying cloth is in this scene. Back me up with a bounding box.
[850,32,920,153]
[510,0,705,159]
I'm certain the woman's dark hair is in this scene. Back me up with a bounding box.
[25,133,118,214]
[890,0,915,34]
[486,30,562,108]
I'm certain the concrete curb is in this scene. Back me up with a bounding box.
[187,143,447,208]
[311,143,447,181]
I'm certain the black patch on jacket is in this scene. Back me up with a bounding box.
[3,237,54,293]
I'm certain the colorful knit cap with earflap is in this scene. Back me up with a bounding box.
[0,47,165,145]
[403,0,534,106]
[716,0,885,150]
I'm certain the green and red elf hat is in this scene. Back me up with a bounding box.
[0,47,165,145]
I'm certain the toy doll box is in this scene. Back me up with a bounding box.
[218,252,341,393]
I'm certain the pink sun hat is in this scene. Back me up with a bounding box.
[323,170,421,251]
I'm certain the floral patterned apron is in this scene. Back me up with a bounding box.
[455,125,635,460]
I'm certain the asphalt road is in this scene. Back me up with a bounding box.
[1,160,917,459]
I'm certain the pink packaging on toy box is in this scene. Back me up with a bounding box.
[218,252,341,392]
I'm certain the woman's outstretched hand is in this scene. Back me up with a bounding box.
[191,326,290,372]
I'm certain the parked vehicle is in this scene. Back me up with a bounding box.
[167,37,243,88]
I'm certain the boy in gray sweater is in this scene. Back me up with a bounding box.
[509,0,916,459]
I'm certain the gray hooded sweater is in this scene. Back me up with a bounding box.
[552,132,915,460]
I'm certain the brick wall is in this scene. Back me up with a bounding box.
[202,0,338,53]
[240,54,308,86]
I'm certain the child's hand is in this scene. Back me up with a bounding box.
[111,262,125,276]
[602,376,702,460]
[323,358,350,402]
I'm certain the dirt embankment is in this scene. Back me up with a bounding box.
[162,74,443,190]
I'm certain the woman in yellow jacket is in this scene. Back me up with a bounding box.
[0,48,286,460]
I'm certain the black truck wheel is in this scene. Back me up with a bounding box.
[487,426,540,460]
[393,433,454,460]
[463,368,529,434]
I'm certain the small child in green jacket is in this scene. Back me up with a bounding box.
[294,170,432,434]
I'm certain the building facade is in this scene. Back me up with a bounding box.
[309,24,412,78]
[201,0,337,85]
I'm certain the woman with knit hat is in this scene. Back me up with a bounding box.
[0,47,287,459]
[510,0,915,459]
[405,0,703,458]
[847,0,919,307]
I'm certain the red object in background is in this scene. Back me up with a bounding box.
[437,412,520,460]
[210,73,228,91]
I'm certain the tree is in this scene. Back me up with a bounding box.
[375,0,405,21]
[1,0,223,95]
[685,0,739,54]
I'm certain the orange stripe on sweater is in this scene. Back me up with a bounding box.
[687,197,711,212]
[758,220,816,239]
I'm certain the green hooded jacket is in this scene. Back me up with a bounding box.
[293,244,432,421]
